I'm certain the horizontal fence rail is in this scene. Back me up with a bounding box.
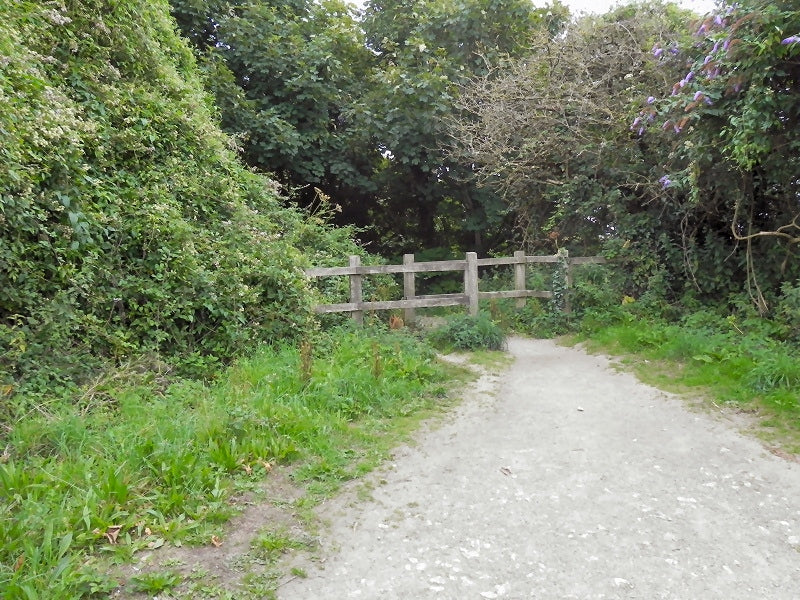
[304,250,606,324]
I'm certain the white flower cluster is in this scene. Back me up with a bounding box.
[43,8,71,26]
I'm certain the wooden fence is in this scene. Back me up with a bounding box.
[304,250,606,324]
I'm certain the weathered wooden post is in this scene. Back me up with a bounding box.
[565,252,574,315]
[555,248,571,314]
[403,253,416,325]
[349,255,363,325]
[465,252,479,316]
[514,250,527,309]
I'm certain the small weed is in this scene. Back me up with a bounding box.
[162,557,185,568]
[188,582,237,599]
[290,566,308,578]
[251,526,310,563]
[241,570,279,599]
[74,565,119,598]
[188,566,211,580]
[130,569,181,594]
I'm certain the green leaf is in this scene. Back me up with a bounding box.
[693,354,714,363]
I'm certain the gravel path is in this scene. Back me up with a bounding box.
[279,337,800,599]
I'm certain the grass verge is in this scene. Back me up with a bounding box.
[574,308,800,454]
[0,325,465,599]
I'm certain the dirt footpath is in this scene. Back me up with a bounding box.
[278,338,800,599]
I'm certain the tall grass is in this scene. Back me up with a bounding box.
[0,326,447,598]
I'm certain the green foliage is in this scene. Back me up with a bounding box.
[0,0,367,393]
[640,0,800,307]
[776,279,800,342]
[171,0,568,254]
[428,313,506,351]
[747,352,800,394]
[171,0,385,255]
[356,0,569,253]
[173,0,374,186]
[579,306,800,427]
[130,570,182,594]
[0,327,446,598]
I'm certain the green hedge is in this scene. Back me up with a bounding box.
[0,1,360,394]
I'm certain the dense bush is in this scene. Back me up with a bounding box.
[428,312,506,351]
[0,0,361,394]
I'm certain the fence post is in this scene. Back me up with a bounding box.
[465,252,479,316]
[403,253,416,326]
[514,250,527,309]
[565,252,574,315]
[554,248,571,314]
[349,255,364,325]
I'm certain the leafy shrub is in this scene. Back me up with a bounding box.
[568,264,620,315]
[776,279,800,342]
[428,313,506,351]
[130,571,182,595]
[0,0,369,393]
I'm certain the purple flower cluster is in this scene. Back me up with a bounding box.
[697,14,728,36]
[651,43,679,60]
[693,90,713,105]
[643,3,793,192]
[652,3,751,130]
[649,4,753,192]
[630,100,658,137]
[629,112,654,136]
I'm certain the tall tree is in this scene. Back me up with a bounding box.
[171,0,377,196]
[357,0,568,254]
[449,2,693,295]
[170,0,566,255]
